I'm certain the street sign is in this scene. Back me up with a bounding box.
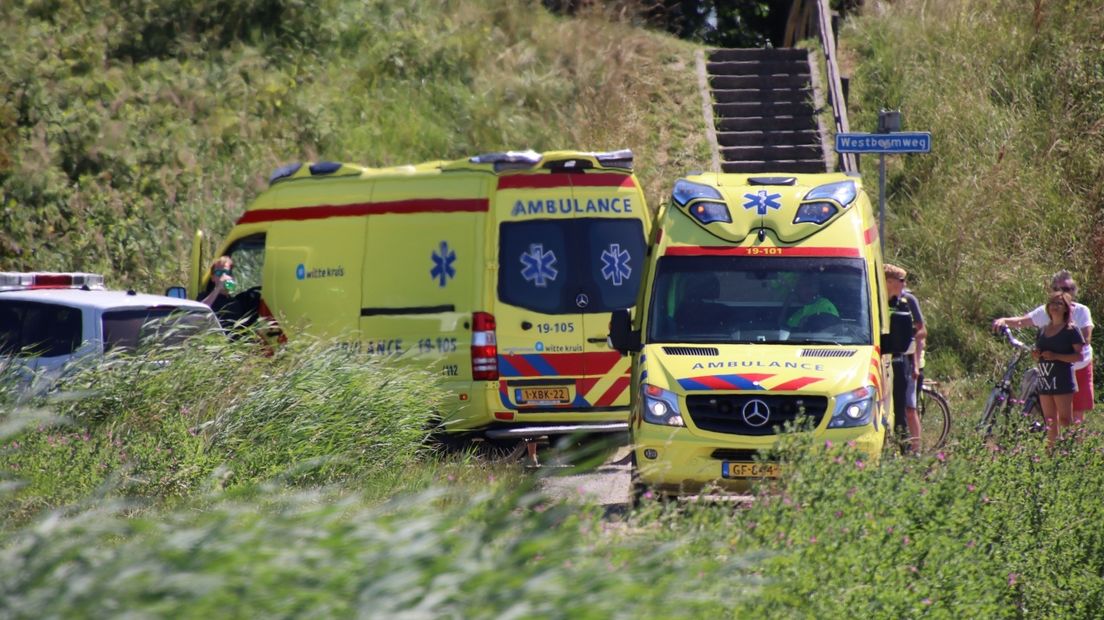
[835,132,931,154]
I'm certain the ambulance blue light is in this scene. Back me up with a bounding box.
[309,161,343,175]
[803,180,856,206]
[672,180,723,207]
[690,202,732,224]
[793,202,838,225]
[594,149,634,170]
[269,162,302,184]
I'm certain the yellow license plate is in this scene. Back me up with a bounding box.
[516,387,573,405]
[723,462,781,478]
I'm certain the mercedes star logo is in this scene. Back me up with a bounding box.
[575,293,590,309]
[741,399,771,428]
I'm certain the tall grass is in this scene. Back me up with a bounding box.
[0,337,443,522]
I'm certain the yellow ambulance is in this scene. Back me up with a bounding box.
[183,150,651,440]
[608,172,912,498]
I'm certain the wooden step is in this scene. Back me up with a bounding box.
[721,144,825,160]
[716,130,822,147]
[713,101,816,118]
[708,48,808,63]
[712,88,811,104]
[715,116,820,132]
[710,75,810,89]
[706,60,810,77]
[721,160,829,174]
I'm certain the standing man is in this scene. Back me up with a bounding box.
[993,270,1094,425]
[886,264,926,454]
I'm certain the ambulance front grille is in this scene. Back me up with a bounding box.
[686,395,828,436]
[798,349,857,358]
[662,346,719,356]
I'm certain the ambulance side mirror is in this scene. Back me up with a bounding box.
[608,309,641,355]
[165,286,187,299]
[880,311,913,355]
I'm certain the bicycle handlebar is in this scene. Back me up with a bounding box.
[999,325,1029,350]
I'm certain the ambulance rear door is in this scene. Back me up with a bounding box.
[572,171,647,411]
[359,174,486,382]
[494,173,586,411]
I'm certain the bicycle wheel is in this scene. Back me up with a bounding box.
[918,386,951,452]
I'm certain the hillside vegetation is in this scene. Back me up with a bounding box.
[0,0,707,289]
[844,0,1104,378]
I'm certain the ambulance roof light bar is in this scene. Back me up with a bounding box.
[0,272,106,292]
[592,149,634,170]
[469,150,542,172]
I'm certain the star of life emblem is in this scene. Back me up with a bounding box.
[520,243,558,287]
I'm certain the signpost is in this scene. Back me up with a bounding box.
[835,110,932,253]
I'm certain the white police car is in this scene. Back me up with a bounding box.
[0,272,221,390]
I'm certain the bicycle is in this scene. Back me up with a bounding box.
[977,327,1043,439]
[917,380,951,452]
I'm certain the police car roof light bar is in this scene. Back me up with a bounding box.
[0,272,106,292]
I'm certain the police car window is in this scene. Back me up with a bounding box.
[648,256,871,345]
[103,307,220,352]
[226,234,266,291]
[583,218,645,312]
[498,221,573,314]
[0,301,83,357]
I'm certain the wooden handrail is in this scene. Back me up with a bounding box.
[786,0,856,173]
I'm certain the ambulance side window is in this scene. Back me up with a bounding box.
[498,221,572,314]
[582,218,645,312]
[225,234,266,291]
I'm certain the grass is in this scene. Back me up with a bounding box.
[840,0,1104,380]
[0,0,708,291]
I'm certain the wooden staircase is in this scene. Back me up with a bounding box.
[705,48,832,174]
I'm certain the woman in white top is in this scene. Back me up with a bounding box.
[993,270,1094,424]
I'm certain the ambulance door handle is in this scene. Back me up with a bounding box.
[521,321,533,330]
[587,336,608,343]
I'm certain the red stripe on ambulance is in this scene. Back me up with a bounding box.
[664,246,861,257]
[237,198,489,224]
[771,376,824,391]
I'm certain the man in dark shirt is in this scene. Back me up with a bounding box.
[886,264,927,454]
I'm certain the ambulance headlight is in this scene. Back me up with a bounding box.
[689,202,732,224]
[642,384,684,427]
[828,386,875,428]
[672,180,724,207]
[793,202,838,225]
[803,180,856,207]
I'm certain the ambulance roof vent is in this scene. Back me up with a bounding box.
[269,162,302,184]
[748,176,796,186]
[798,348,857,358]
[469,150,542,172]
[662,346,719,356]
[309,161,343,175]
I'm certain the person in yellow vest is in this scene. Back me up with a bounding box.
[785,277,839,330]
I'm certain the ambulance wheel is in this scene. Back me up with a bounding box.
[478,438,527,463]
[629,451,652,508]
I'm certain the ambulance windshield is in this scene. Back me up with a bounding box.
[647,256,871,345]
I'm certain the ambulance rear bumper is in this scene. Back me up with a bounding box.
[484,422,629,439]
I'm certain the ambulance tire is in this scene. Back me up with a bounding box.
[478,438,527,464]
[629,451,662,508]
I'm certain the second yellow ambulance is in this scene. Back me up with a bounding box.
[609,172,912,498]
[185,150,651,440]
